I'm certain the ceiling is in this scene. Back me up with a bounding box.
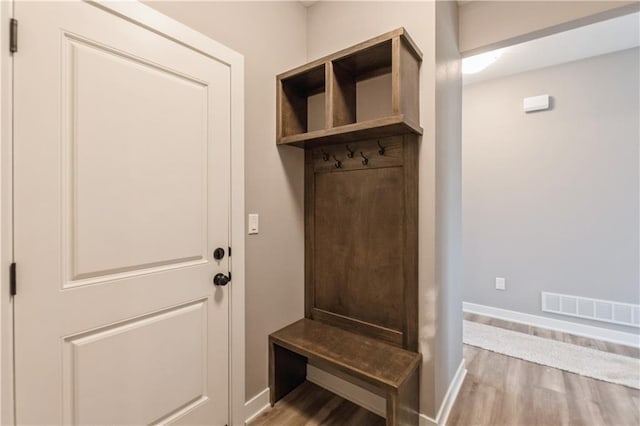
[463,11,640,85]
[300,0,474,7]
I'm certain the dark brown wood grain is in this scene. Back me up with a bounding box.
[304,149,315,319]
[282,63,326,95]
[278,115,422,148]
[277,28,421,82]
[332,39,392,82]
[280,82,308,137]
[276,28,422,147]
[270,319,421,392]
[273,28,422,426]
[399,39,420,128]
[329,61,357,127]
[311,308,404,347]
[279,64,326,138]
[305,135,418,350]
[313,165,405,339]
[402,135,419,351]
[268,319,421,425]
[310,136,403,173]
[269,340,307,406]
[391,37,400,117]
[392,363,420,426]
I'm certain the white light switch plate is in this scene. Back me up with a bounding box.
[495,277,506,291]
[248,214,259,235]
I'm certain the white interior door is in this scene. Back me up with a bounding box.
[13,1,231,424]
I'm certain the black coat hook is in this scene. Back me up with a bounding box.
[321,149,330,161]
[360,151,369,166]
[333,155,342,169]
[377,140,385,156]
[346,145,354,158]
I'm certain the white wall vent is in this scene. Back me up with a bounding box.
[541,292,640,328]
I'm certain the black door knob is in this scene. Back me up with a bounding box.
[213,273,230,286]
[213,247,225,260]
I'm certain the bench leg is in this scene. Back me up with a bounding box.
[386,368,420,426]
[269,341,307,406]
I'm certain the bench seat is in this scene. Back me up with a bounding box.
[269,319,421,425]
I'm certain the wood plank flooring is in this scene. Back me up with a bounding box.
[448,313,640,426]
[448,344,639,426]
[252,315,640,425]
[250,381,385,426]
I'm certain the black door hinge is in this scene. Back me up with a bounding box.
[9,262,16,296]
[228,271,232,281]
[9,18,17,54]
[228,246,231,257]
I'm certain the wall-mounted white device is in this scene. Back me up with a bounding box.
[248,214,259,235]
[523,94,550,113]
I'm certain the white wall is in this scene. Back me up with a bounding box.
[435,0,463,411]
[307,1,463,418]
[458,0,639,55]
[146,1,307,401]
[463,48,640,334]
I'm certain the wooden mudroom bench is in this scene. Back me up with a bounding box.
[269,319,421,425]
[269,27,423,426]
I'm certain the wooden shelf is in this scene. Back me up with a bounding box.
[277,115,422,148]
[277,28,422,148]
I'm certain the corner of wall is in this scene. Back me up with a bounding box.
[434,0,463,413]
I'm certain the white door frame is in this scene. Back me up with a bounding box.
[0,1,245,424]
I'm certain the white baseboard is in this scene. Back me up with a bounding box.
[308,359,466,426]
[420,414,438,426]
[463,302,640,348]
[436,359,467,425]
[306,364,386,417]
[419,358,467,426]
[244,387,270,425]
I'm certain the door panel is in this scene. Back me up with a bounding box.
[64,300,208,425]
[13,1,231,424]
[67,35,208,281]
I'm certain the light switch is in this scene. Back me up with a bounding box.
[495,277,506,291]
[248,214,259,235]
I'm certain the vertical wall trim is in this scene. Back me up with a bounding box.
[0,1,16,424]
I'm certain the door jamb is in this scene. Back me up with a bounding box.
[0,0,14,424]
[0,1,246,424]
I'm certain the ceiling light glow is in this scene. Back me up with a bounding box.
[462,49,505,74]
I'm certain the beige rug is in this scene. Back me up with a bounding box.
[463,320,640,389]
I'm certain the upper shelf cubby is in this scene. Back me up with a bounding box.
[279,64,326,137]
[276,28,423,148]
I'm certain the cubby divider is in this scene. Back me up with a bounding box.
[276,28,422,147]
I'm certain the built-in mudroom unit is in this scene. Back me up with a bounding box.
[269,28,424,426]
